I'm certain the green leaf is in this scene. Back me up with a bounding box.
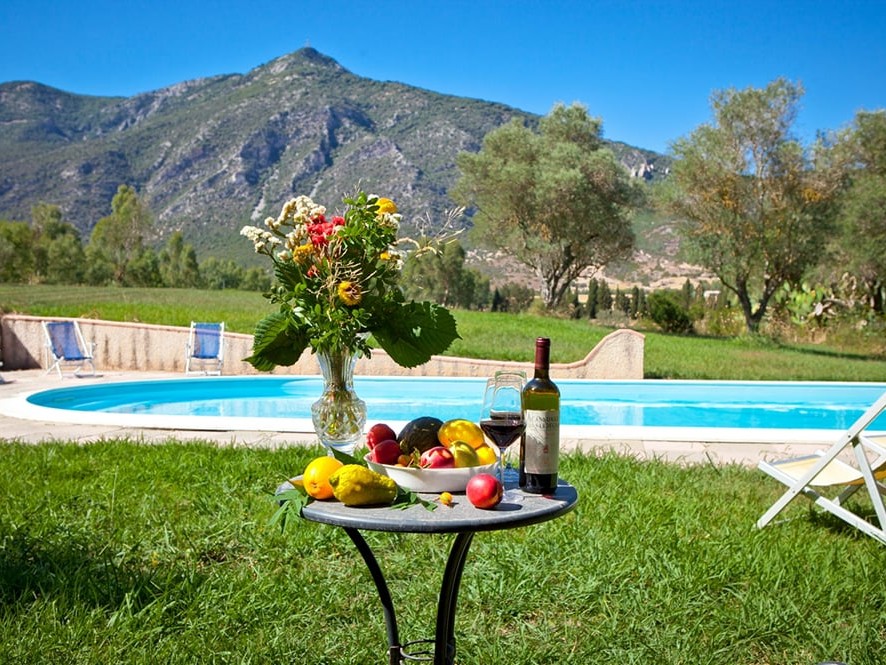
[245,312,308,371]
[268,487,311,531]
[392,486,437,511]
[330,448,363,466]
[372,302,460,368]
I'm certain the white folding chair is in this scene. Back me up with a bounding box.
[757,391,886,544]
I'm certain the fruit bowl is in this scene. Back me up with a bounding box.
[364,454,497,493]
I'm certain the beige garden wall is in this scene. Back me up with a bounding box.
[0,313,644,379]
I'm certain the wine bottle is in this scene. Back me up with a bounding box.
[519,337,560,493]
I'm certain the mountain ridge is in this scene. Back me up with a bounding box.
[0,47,668,260]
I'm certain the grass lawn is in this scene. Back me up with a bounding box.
[1,440,885,664]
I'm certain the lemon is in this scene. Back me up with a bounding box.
[302,456,344,500]
[438,419,485,449]
[475,443,498,466]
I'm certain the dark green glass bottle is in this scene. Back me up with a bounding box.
[519,337,560,493]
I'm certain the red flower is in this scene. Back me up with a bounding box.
[307,214,345,247]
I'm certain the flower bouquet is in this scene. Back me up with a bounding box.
[241,192,459,452]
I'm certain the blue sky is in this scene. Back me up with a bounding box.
[1,0,884,154]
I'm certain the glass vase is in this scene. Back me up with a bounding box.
[311,347,366,456]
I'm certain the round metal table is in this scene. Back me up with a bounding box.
[301,481,578,664]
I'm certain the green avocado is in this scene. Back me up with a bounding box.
[397,416,444,455]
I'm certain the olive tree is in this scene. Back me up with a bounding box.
[453,103,638,309]
[660,79,844,332]
[833,110,886,312]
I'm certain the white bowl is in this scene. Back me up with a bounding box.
[364,454,497,493]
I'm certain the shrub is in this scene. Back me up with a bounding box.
[647,290,694,334]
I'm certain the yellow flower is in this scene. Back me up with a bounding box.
[337,281,363,306]
[376,197,397,215]
[293,243,314,265]
[803,187,824,203]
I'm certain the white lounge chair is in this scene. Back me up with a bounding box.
[43,320,96,378]
[185,321,225,375]
[757,391,886,545]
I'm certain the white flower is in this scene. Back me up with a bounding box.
[377,212,401,230]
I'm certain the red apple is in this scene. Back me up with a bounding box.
[466,473,503,509]
[366,423,397,450]
[419,445,456,469]
[371,439,402,466]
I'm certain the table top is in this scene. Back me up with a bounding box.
[301,480,578,534]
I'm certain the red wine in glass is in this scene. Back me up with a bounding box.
[480,411,525,499]
[480,412,525,450]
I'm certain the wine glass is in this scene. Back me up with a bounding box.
[479,372,526,501]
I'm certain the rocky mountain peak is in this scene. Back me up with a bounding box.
[0,48,668,260]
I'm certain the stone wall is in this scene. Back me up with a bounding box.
[0,313,644,379]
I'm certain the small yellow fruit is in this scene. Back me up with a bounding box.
[302,456,344,500]
[474,443,498,466]
[439,492,454,507]
[438,419,485,449]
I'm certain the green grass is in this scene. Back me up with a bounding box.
[1,440,885,664]
[6,284,885,381]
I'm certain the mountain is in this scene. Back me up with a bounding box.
[0,47,668,260]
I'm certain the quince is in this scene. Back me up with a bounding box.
[328,464,397,506]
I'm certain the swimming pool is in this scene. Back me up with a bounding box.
[12,376,886,444]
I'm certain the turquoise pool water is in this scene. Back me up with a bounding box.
[24,377,886,432]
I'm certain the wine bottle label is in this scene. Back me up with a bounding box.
[523,408,559,474]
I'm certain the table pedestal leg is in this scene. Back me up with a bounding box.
[344,528,476,665]
[434,531,474,665]
[344,527,401,664]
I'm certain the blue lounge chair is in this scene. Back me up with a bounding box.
[43,320,96,378]
[185,322,225,375]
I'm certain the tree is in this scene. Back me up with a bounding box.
[44,233,86,284]
[490,283,534,313]
[200,257,244,289]
[595,279,612,315]
[30,203,85,284]
[0,221,34,282]
[454,103,639,309]
[833,110,886,312]
[630,285,643,318]
[88,184,154,285]
[586,278,599,319]
[159,231,201,287]
[400,240,489,309]
[660,79,844,332]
